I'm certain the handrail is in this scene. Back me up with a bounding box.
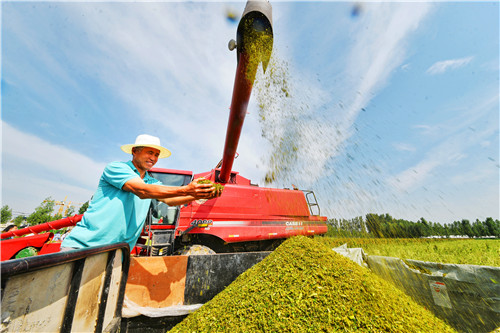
[0,242,129,278]
[303,190,321,216]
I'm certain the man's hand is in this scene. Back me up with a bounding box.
[187,178,221,199]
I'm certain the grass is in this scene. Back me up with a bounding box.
[317,237,499,267]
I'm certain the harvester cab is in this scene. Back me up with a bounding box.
[139,168,192,257]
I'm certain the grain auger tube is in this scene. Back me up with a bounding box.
[218,0,273,183]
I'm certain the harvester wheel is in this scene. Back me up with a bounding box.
[175,245,215,256]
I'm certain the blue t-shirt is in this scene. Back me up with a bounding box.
[62,161,161,250]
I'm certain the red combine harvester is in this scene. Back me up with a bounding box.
[0,0,327,262]
[141,167,327,256]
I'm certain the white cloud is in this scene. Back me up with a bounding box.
[343,2,433,119]
[333,2,433,155]
[426,56,474,75]
[413,124,436,134]
[65,2,257,173]
[388,90,498,193]
[393,143,416,152]
[388,159,439,192]
[401,63,411,71]
[2,121,105,214]
[480,141,491,147]
[256,2,434,187]
[450,164,496,186]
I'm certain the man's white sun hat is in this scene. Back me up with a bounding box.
[120,134,171,158]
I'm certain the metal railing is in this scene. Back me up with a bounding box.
[303,190,321,216]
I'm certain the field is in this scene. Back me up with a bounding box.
[318,237,499,267]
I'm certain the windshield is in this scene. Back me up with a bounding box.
[148,171,191,225]
[149,172,192,186]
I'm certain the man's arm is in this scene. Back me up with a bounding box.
[158,196,197,206]
[122,177,216,200]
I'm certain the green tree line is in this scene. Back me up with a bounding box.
[1,198,89,228]
[327,213,499,238]
[2,200,498,239]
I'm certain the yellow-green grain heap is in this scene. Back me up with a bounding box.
[197,178,224,194]
[171,236,456,332]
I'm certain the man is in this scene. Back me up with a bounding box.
[61,134,219,251]
[2,224,18,239]
[2,224,17,233]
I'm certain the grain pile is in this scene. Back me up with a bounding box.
[170,236,455,332]
[197,178,224,195]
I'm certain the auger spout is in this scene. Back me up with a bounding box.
[218,0,273,183]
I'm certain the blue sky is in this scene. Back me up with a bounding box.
[1,1,498,224]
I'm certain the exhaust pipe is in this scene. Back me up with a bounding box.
[219,0,273,183]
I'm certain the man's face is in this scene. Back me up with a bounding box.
[132,146,161,172]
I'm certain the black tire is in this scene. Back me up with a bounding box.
[175,244,215,256]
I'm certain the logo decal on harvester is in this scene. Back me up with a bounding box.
[285,221,303,226]
[190,219,213,227]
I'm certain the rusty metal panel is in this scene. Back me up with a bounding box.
[71,252,108,332]
[124,256,188,309]
[1,263,72,332]
[102,250,124,330]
